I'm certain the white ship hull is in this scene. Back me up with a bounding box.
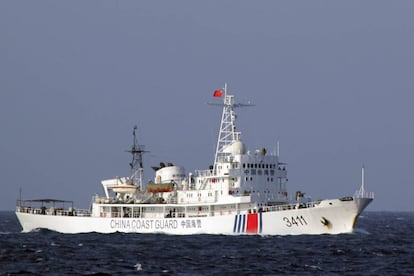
[16,197,372,235]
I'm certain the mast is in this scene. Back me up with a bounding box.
[209,84,253,174]
[127,125,147,190]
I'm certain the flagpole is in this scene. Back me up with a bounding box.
[361,164,365,195]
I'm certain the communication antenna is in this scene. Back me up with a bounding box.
[277,140,280,157]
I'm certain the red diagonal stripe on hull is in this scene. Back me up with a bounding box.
[246,213,258,233]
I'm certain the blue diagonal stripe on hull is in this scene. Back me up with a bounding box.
[233,215,238,233]
[259,212,263,233]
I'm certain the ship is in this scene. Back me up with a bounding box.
[16,85,374,235]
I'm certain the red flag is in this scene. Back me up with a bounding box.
[213,89,223,97]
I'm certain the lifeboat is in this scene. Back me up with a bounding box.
[147,182,174,193]
[112,184,138,194]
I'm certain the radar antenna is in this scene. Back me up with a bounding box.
[208,84,254,174]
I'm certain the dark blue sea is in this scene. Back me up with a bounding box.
[1,211,413,275]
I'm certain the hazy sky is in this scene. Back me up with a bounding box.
[1,1,413,211]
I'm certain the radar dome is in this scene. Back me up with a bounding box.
[223,140,246,155]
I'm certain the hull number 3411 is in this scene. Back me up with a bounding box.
[283,216,308,227]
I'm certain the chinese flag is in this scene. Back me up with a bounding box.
[213,89,223,97]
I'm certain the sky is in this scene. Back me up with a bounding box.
[1,1,413,211]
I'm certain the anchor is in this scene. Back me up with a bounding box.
[321,216,331,228]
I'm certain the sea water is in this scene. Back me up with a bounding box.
[1,211,413,275]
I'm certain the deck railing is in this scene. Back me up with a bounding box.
[354,189,375,199]
[18,197,350,219]
[16,199,91,217]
